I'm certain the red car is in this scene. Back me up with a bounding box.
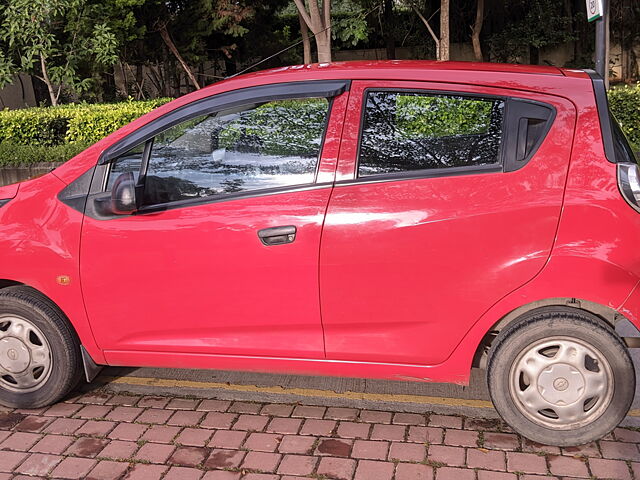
[0,61,638,446]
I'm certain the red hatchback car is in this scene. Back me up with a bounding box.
[0,61,639,446]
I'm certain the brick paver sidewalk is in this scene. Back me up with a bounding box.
[0,390,639,479]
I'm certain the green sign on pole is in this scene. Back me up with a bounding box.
[586,0,603,22]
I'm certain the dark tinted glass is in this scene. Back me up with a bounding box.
[106,143,144,190]
[358,91,505,177]
[610,113,638,165]
[142,98,329,205]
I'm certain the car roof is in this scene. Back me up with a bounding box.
[236,60,566,82]
[206,60,588,97]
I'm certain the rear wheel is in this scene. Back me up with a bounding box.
[0,287,82,408]
[487,307,634,446]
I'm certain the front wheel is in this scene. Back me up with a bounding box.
[0,287,83,408]
[487,307,635,446]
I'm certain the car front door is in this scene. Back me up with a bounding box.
[320,80,576,366]
[80,81,348,363]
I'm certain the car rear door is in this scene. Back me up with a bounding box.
[320,80,576,366]
[80,81,348,363]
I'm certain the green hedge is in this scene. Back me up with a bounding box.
[609,83,640,151]
[0,98,171,147]
[0,142,91,167]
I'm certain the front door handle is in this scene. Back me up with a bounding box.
[257,225,297,246]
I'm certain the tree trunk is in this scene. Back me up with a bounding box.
[299,12,312,64]
[440,0,450,61]
[471,0,484,62]
[114,62,128,98]
[39,55,58,106]
[322,0,331,62]
[383,0,396,60]
[529,45,539,65]
[135,64,145,99]
[316,30,332,63]
[293,0,332,63]
[159,25,201,90]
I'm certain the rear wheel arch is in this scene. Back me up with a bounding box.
[472,298,636,368]
[486,306,634,446]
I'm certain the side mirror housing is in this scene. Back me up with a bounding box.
[110,172,137,215]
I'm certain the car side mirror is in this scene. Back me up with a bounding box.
[110,172,137,215]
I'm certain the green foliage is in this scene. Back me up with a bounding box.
[0,0,121,100]
[609,83,640,151]
[489,0,575,63]
[396,95,493,138]
[0,98,170,147]
[0,141,91,166]
[331,1,370,47]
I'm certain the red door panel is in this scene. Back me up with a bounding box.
[81,189,330,358]
[81,91,348,360]
[320,80,576,365]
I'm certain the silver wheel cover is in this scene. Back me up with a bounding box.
[0,315,53,392]
[509,336,614,430]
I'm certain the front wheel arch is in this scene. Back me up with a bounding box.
[0,281,102,382]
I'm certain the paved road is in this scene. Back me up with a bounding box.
[1,389,639,479]
[0,328,638,479]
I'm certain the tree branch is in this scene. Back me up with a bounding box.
[412,5,439,49]
[158,25,201,90]
[293,0,314,32]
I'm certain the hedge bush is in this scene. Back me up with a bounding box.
[608,83,640,151]
[0,141,91,167]
[0,98,171,147]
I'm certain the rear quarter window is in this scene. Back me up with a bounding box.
[358,90,505,177]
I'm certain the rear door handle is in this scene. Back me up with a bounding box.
[257,225,297,246]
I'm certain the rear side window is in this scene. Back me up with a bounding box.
[358,91,505,177]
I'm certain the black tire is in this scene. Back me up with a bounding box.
[0,286,83,408]
[487,306,635,446]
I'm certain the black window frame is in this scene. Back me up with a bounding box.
[79,80,349,219]
[584,69,638,164]
[341,87,556,186]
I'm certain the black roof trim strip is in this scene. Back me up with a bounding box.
[584,69,616,163]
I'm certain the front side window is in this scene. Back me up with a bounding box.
[141,97,329,205]
[358,91,505,177]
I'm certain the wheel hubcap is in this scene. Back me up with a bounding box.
[509,337,613,430]
[0,315,52,392]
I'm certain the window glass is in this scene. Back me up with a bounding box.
[142,97,329,205]
[610,113,638,165]
[105,143,144,190]
[358,91,505,177]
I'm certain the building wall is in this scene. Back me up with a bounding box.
[0,75,36,109]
